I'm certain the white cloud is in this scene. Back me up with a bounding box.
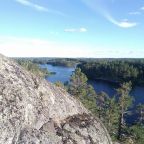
[15,0,48,11]
[105,14,137,28]
[15,0,65,16]
[117,21,137,28]
[81,0,138,28]
[129,11,141,15]
[15,0,30,6]
[64,27,87,33]
[79,28,87,32]
[33,5,48,12]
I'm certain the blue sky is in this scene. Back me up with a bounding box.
[0,0,144,57]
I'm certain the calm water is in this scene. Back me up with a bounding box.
[40,64,75,83]
[41,64,144,108]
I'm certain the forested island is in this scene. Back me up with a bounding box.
[46,58,79,67]
[78,59,144,85]
[31,58,79,67]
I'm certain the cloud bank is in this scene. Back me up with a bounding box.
[0,36,92,58]
[0,36,143,58]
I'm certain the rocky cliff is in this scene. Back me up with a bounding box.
[0,54,112,144]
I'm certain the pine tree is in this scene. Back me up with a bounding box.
[68,68,88,98]
[96,92,119,139]
[129,124,144,144]
[136,104,144,125]
[96,91,108,119]
[116,82,133,140]
[80,84,97,114]
[68,68,97,114]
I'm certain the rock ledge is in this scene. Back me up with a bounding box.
[0,54,112,144]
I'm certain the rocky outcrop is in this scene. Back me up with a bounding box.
[0,54,112,144]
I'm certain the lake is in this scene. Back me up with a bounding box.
[40,64,75,83]
[41,64,144,122]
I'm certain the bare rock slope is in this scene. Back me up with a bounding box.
[0,54,112,144]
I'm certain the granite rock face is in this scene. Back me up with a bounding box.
[0,54,112,144]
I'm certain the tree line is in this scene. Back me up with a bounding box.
[46,58,78,67]
[78,60,144,85]
[31,58,79,67]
